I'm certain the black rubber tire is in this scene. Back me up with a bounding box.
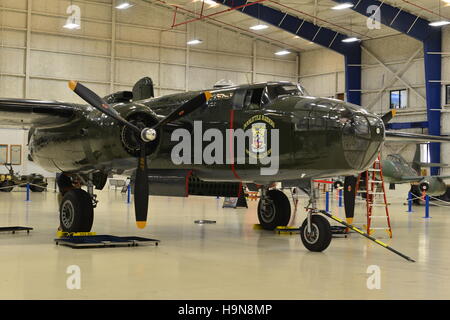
[300,215,332,252]
[257,189,291,230]
[0,181,14,192]
[59,189,94,232]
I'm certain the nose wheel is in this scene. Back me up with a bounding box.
[300,214,332,252]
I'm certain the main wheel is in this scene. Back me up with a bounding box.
[0,181,14,192]
[300,215,332,252]
[257,189,291,230]
[59,189,94,232]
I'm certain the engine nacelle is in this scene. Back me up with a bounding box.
[116,105,160,158]
[418,177,447,196]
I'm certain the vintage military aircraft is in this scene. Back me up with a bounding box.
[382,147,450,196]
[1,77,450,253]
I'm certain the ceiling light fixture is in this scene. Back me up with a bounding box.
[116,2,134,9]
[250,24,269,30]
[63,22,80,29]
[331,2,354,10]
[203,0,219,7]
[275,50,290,56]
[342,37,360,43]
[187,39,203,45]
[429,20,450,26]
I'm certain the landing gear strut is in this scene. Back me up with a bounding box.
[257,189,291,230]
[299,180,332,252]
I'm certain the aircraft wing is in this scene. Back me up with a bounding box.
[0,98,79,128]
[385,131,450,143]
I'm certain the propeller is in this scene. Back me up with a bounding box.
[381,109,397,125]
[68,80,212,228]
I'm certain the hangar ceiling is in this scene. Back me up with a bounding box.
[150,0,450,51]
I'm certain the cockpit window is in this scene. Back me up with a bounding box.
[266,84,306,101]
[243,88,264,110]
[353,115,370,137]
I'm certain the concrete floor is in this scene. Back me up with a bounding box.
[0,183,449,300]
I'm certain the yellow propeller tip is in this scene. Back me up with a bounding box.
[391,109,397,117]
[136,221,147,229]
[68,80,78,91]
[204,91,212,101]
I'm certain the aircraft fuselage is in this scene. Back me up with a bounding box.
[29,82,385,184]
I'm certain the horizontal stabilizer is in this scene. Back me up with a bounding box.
[0,98,78,128]
[385,131,450,143]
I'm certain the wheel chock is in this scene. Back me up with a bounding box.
[56,231,97,238]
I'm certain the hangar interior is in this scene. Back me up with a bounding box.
[1,0,450,299]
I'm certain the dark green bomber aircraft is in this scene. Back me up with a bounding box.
[1,77,450,253]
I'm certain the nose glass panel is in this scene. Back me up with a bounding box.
[342,114,372,169]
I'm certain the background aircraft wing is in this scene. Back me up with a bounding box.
[429,175,450,180]
[0,98,79,128]
[414,162,450,168]
[400,175,450,182]
[399,176,423,182]
[385,131,450,143]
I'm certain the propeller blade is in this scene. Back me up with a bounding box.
[381,109,397,125]
[343,176,357,225]
[69,80,141,134]
[134,142,149,229]
[152,91,212,130]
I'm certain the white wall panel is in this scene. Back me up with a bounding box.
[0,10,27,29]
[115,59,159,85]
[116,43,160,61]
[31,33,110,56]
[0,76,24,98]
[30,50,110,82]
[1,0,27,10]
[0,48,25,75]
[160,64,185,89]
[0,30,27,47]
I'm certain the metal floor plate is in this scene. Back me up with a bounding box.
[0,226,33,234]
[54,235,160,248]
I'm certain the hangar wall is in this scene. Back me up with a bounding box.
[0,0,298,176]
[299,32,450,172]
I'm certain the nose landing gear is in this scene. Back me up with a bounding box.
[300,214,332,252]
[299,180,332,252]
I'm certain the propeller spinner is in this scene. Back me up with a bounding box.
[69,80,212,228]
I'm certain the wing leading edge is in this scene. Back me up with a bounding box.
[385,131,450,143]
[0,98,79,128]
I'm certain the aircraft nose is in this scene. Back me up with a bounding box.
[342,114,384,170]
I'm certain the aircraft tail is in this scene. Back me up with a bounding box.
[412,144,421,174]
[411,144,449,174]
